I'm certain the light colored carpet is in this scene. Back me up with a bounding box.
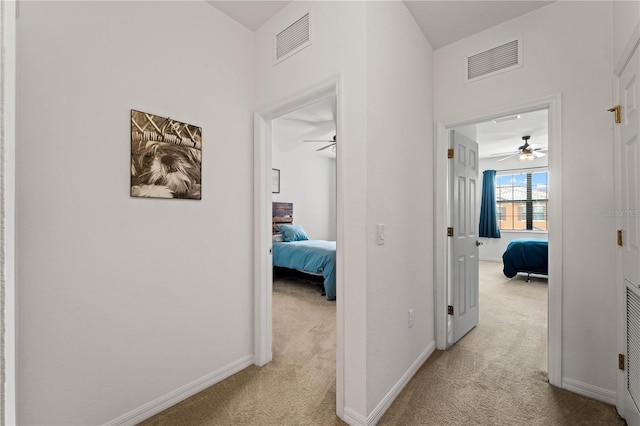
[140,263,624,426]
[140,275,343,426]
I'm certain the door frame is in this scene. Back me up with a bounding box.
[614,22,640,418]
[253,75,345,417]
[1,1,17,424]
[434,93,563,387]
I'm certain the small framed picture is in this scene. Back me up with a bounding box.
[272,168,280,194]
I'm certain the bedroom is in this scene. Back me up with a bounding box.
[447,108,549,372]
[271,95,337,298]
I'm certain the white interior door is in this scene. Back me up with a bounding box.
[619,44,640,425]
[450,131,480,344]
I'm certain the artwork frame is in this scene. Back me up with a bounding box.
[272,168,280,194]
[130,109,202,200]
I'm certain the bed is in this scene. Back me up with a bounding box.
[272,202,337,300]
[502,238,548,281]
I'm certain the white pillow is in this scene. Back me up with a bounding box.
[272,234,284,242]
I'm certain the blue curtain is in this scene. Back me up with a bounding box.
[479,170,501,238]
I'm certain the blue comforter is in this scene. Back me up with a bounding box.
[502,238,548,278]
[272,240,336,300]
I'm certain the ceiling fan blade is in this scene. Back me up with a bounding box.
[498,153,519,162]
[489,151,518,157]
[304,139,334,142]
[316,143,336,151]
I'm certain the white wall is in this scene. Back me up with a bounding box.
[478,155,548,261]
[16,2,254,424]
[365,1,434,416]
[435,1,615,394]
[272,119,336,240]
[255,1,369,417]
[256,1,435,420]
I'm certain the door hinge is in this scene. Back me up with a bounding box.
[447,148,454,159]
[447,305,454,315]
[608,105,621,124]
[618,229,624,247]
[619,353,626,371]
[447,227,454,237]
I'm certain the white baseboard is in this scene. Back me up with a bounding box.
[562,377,616,405]
[343,407,368,426]
[367,341,436,425]
[105,354,255,426]
[341,342,436,426]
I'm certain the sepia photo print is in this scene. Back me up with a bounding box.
[130,109,202,200]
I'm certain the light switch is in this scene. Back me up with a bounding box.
[376,224,385,245]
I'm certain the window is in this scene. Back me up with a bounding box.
[496,169,548,231]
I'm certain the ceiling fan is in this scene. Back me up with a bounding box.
[304,134,336,152]
[493,135,546,162]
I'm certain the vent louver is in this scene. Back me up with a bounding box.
[274,12,311,65]
[466,39,521,82]
[628,288,640,411]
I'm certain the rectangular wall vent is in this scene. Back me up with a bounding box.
[628,287,640,411]
[274,12,311,65]
[466,38,522,83]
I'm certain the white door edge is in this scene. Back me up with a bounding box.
[1,1,17,424]
[253,74,346,419]
[614,26,640,419]
[434,93,563,387]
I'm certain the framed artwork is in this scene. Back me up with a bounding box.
[130,109,202,200]
[272,168,280,194]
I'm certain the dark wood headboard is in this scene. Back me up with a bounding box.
[272,202,293,234]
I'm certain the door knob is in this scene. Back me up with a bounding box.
[476,241,483,246]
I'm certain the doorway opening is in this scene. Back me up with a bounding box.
[253,76,345,418]
[434,94,562,387]
[446,109,550,377]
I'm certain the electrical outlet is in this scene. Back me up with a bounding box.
[376,224,385,245]
[408,308,414,328]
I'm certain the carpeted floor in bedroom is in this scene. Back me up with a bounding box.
[140,261,624,426]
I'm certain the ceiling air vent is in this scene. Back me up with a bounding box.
[466,38,522,83]
[274,12,312,65]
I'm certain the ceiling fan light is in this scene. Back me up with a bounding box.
[519,151,535,161]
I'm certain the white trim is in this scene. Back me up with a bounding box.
[479,257,502,262]
[614,28,640,418]
[562,377,617,406]
[366,342,435,426]
[253,113,273,368]
[434,94,563,387]
[342,407,367,426]
[614,21,640,77]
[254,75,345,419]
[1,1,17,424]
[614,53,625,418]
[105,355,254,426]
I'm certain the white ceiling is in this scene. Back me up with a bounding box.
[274,96,337,159]
[473,109,548,158]
[207,1,551,157]
[207,1,553,49]
[206,1,290,31]
[404,1,553,49]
